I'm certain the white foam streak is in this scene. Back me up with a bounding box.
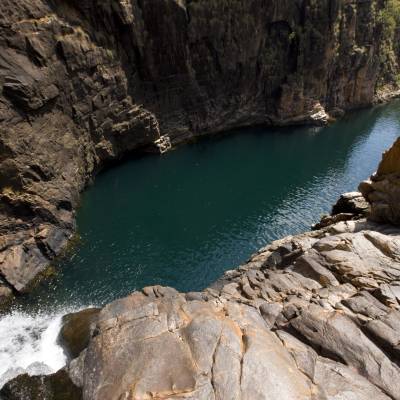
[0,309,72,388]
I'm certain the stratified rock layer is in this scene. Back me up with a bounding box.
[1,0,400,298]
[61,219,400,400]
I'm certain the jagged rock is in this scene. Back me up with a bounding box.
[313,212,357,230]
[290,307,400,398]
[363,310,400,363]
[331,192,370,216]
[58,308,100,360]
[278,331,392,400]
[313,192,370,230]
[343,291,390,319]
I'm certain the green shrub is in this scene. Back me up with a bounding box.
[379,0,400,37]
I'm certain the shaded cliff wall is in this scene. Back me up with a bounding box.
[0,0,399,299]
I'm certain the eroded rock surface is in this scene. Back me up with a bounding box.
[54,218,400,400]
[1,0,400,300]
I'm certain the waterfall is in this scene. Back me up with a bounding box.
[0,309,73,388]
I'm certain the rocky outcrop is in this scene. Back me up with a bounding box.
[312,191,370,229]
[40,218,400,400]
[1,0,400,301]
[331,191,370,216]
[361,137,400,225]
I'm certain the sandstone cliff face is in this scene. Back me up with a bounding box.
[0,0,400,300]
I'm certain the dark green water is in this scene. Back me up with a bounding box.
[24,101,400,310]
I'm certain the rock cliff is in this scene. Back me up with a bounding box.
[1,0,400,301]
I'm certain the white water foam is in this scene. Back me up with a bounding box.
[0,309,73,388]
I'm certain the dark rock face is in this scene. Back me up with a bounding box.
[57,308,100,360]
[0,369,82,400]
[0,1,400,301]
[331,191,370,216]
[313,191,370,229]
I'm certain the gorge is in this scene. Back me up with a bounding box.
[0,99,400,398]
[1,0,400,304]
[2,0,400,398]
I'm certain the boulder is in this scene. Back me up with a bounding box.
[0,369,81,400]
[0,281,14,312]
[331,192,370,216]
[58,308,100,360]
